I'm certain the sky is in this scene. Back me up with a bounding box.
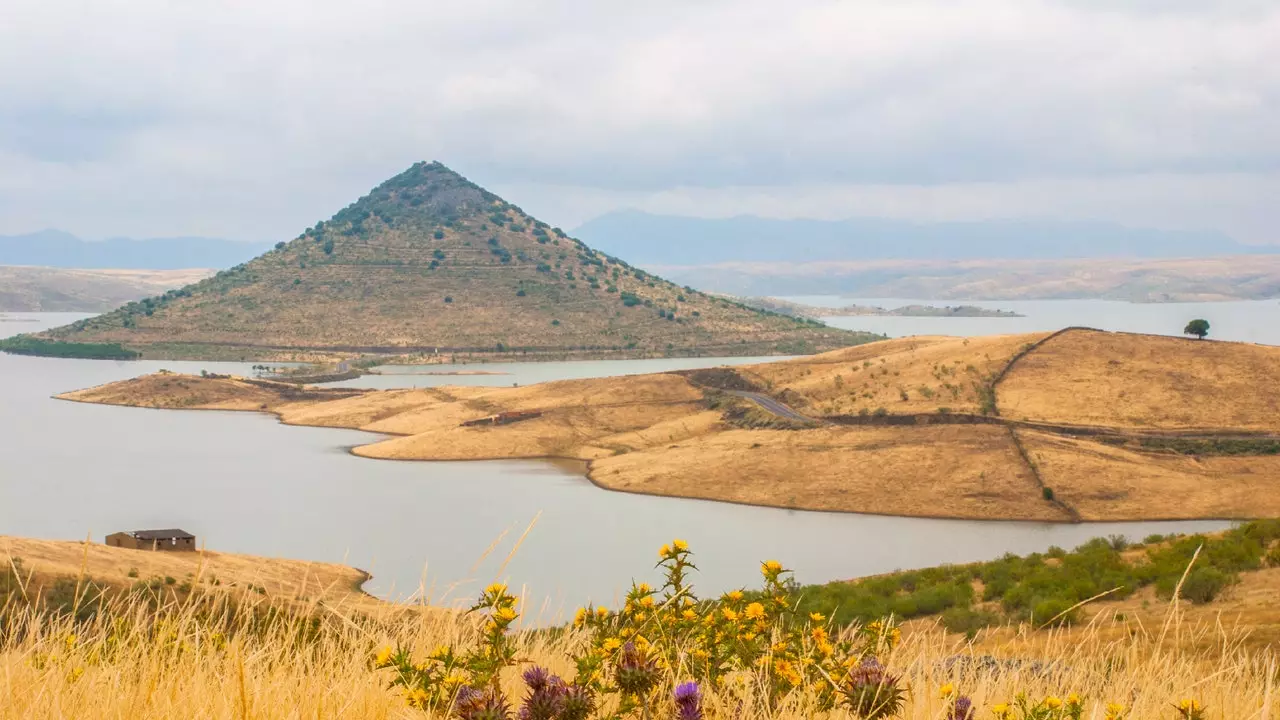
[1,0,1276,244]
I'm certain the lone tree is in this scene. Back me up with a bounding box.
[1184,318,1210,340]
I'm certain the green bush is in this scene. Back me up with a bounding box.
[1177,567,1231,604]
[941,607,1001,638]
[1032,597,1078,626]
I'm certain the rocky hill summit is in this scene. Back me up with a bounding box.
[30,162,875,360]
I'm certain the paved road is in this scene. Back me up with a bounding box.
[727,390,821,424]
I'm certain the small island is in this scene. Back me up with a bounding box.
[735,296,1023,319]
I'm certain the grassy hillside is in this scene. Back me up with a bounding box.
[21,162,873,360]
[58,328,1280,522]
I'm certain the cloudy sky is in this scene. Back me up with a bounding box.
[1,0,1276,243]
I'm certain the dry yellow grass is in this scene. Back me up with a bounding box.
[999,329,1280,430]
[3,574,1277,719]
[745,334,1043,417]
[588,424,1069,520]
[1017,430,1280,521]
[56,328,1280,522]
[1,536,371,606]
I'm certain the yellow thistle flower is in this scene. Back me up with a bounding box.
[739,632,757,642]
[620,627,634,638]
[1179,699,1202,712]
[602,637,622,652]
[939,683,955,698]
[406,688,430,708]
[744,602,766,620]
[444,672,468,686]
[809,612,826,622]
[992,703,1012,720]
[816,639,834,656]
[726,590,744,601]
[484,582,507,595]
[494,606,518,623]
[722,608,739,622]
[682,609,697,620]
[659,544,672,559]
[634,611,647,622]
[640,596,655,608]
[1045,696,1063,709]
[1067,693,1082,706]
[574,607,588,627]
[374,645,393,667]
[1105,702,1126,720]
[673,539,688,551]
[636,583,652,593]
[761,560,783,576]
[64,635,77,648]
[596,607,609,620]
[693,649,710,660]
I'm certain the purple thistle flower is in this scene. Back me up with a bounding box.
[674,681,703,720]
[949,695,975,720]
[518,667,567,720]
[454,686,511,720]
[559,684,596,720]
[522,666,552,692]
[839,658,906,720]
[614,642,659,696]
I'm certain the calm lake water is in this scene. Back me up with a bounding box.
[783,296,1280,345]
[0,311,1235,618]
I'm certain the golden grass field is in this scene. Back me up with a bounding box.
[1,536,372,607]
[58,328,1280,522]
[4,536,1279,719]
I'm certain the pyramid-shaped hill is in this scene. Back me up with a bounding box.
[27,162,878,360]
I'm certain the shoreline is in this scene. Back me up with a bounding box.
[52,388,1266,526]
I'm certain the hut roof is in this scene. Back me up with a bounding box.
[130,529,195,540]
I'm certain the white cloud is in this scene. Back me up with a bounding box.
[0,0,1276,242]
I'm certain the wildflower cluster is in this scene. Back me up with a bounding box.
[374,582,528,712]
[989,693,1086,720]
[372,543,1183,720]
[568,541,905,715]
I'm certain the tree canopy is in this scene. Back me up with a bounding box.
[1184,318,1210,340]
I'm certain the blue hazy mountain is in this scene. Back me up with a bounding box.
[573,210,1258,265]
[0,230,272,269]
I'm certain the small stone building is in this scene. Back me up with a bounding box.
[105,529,197,552]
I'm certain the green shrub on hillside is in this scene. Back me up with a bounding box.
[789,520,1280,631]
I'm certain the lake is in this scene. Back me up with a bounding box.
[783,296,1280,345]
[0,311,1236,618]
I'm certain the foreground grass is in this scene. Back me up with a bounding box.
[5,541,1279,719]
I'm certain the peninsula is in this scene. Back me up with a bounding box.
[59,328,1280,523]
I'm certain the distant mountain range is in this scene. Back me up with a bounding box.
[0,230,271,269]
[573,210,1269,265]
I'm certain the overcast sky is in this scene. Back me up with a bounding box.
[1,0,1276,243]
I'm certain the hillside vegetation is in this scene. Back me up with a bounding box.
[21,162,872,360]
[60,328,1280,523]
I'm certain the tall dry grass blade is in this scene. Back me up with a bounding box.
[1036,586,1122,630]
[1157,542,1203,649]
[494,512,541,581]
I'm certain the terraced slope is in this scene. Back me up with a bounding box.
[26,162,873,360]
